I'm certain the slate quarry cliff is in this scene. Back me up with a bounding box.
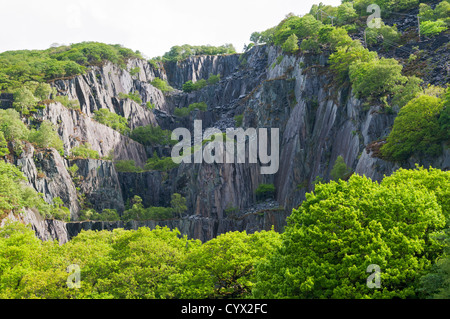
[10,43,450,242]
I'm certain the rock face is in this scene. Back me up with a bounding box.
[2,209,69,245]
[6,42,449,243]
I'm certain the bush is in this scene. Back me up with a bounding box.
[0,109,29,143]
[70,143,100,159]
[144,152,179,171]
[28,121,64,156]
[420,20,448,37]
[349,57,407,100]
[54,95,80,109]
[114,160,143,173]
[93,108,130,135]
[255,184,276,201]
[0,132,9,157]
[118,91,142,104]
[382,94,445,161]
[234,114,244,127]
[150,77,174,92]
[174,102,208,117]
[162,44,236,62]
[282,34,300,53]
[329,42,377,84]
[130,125,174,146]
[330,155,352,181]
[80,208,120,221]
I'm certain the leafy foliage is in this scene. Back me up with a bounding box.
[70,143,100,160]
[129,125,175,147]
[255,184,276,201]
[253,168,448,299]
[174,102,208,117]
[144,152,179,171]
[28,121,64,156]
[330,155,352,181]
[118,91,142,104]
[161,44,236,62]
[182,73,221,93]
[382,94,446,161]
[0,42,142,92]
[349,57,407,100]
[93,108,130,135]
[150,77,174,93]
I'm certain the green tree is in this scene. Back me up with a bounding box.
[28,120,64,156]
[13,87,37,114]
[337,2,358,24]
[330,155,351,181]
[253,170,447,299]
[166,230,281,298]
[349,57,407,100]
[0,132,9,157]
[94,108,130,135]
[171,193,187,218]
[282,34,300,53]
[70,143,100,159]
[255,184,276,201]
[329,42,377,84]
[382,95,445,161]
[150,77,174,92]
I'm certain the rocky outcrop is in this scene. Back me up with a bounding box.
[37,102,147,167]
[72,159,125,214]
[15,143,80,218]
[2,209,69,244]
[164,54,241,89]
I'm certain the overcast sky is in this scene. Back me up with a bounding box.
[0,0,341,58]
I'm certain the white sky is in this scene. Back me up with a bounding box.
[0,0,342,58]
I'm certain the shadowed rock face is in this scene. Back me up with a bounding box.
[6,43,449,243]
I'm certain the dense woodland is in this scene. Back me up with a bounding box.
[0,0,449,299]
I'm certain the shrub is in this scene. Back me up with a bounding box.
[70,143,100,159]
[129,67,140,77]
[130,125,174,146]
[282,34,299,54]
[329,42,377,84]
[28,120,64,155]
[93,108,130,135]
[255,184,276,201]
[13,87,37,114]
[54,95,80,109]
[337,2,358,24]
[182,74,220,93]
[174,102,208,117]
[330,155,352,181]
[381,94,445,161]
[144,152,179,171]
[170,193,187,218]
[118,91,142,104]
[420,20,448,37]
[0,109,29,142]
[114,160,143,173]
[162,44,236,62]
[234,114,243,127]
[150,77,174,92]
[349,57,407,100]
[0,132,9,157]
[207,73,221,85]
